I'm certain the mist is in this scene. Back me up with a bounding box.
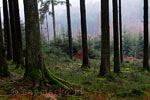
[0,0,149,35]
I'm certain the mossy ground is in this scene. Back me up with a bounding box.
[0,55,150,100]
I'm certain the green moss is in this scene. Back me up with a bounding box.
[48,69,80,88]
[15,64,24,69]
[25,68,43,81]
[81,65,90,69]
[43,67,70,90]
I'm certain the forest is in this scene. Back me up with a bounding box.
[0,0,150,100]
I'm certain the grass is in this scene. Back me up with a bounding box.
[46,54,150,100]
[0,54,150,100]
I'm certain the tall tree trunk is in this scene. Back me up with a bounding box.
[143,0,149,70]
[99,0,110,76]
[40,21,43,33]
[8,0,24,67]
[46,13,49,41]
[119,0,123,63]
[8,0,17,63]
[66,0,73,59]
[80,0,89,68]
[113,0,120,73]
[13,0,24,66]
[3,0,13,60]
[52,0,56,40]
[23,0,73,90]
[0,8,10,77]
[23,0,44,80]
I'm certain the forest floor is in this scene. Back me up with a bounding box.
[0,54,150,100]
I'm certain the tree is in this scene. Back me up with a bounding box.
[3,0,13,60]
[136,33,143,58]
[8,0,24,67]
[52,0,56,39]
[13,0,24,67]
[122,33,133,57]
[143,0,149,71]
[80,0,89,68]
[99,0,110,76]
[66,0,73,59]
[8,0,17,62]
[23,0,45,81]
[39,0,65,40]
[119,0,123,62]
[0,8,10,77]
[23,0,72,89]
[46,13,50,41]
[112,0,120,73]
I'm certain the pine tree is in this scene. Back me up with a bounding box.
[24,0,44,81]
[66,0,73,59]
[39,0,66,40]
[3,0,13,60]
[80,0,89,68]
[23,0,72,89]
[143,0,149,71]
[113,0,120,73]
[8,0,17,62]
[52,0,56,39]
[119,0,123,62]
[0,8,10,77]
[8,0,24,67]
[13,0,24,67]
[99,0,110,76]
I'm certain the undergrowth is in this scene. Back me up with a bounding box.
[0,51,150,100]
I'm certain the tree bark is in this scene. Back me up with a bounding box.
[52,0,56,40]
[143,0,149,70]
[3,0,13,60]
[24,0,44,80]
[23,0,72,90]
[13,0,24,66]
[8,0,17,62]
[99,0,110,76]
[66,0,73,59]
[80,0,89,68]
[119,0,123,63]
[8,0,24,67]
[113,0,120,73]
[0,8,10,77]
[46,13,49,41]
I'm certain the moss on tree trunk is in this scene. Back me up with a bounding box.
[23,0,74,90]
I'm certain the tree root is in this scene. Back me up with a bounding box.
[25,67,80,90]
[43,68,70,90]
[44,68,80,88]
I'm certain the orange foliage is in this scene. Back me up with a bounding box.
[42,56,47,61]
[0,90,3,94]
[83,91,109,100]
[77,50,83,60]
[9,92,57,100]
[145,90,150,100]
[124,57,138,62]
[41,92,57,100]
[10,93,32,100]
